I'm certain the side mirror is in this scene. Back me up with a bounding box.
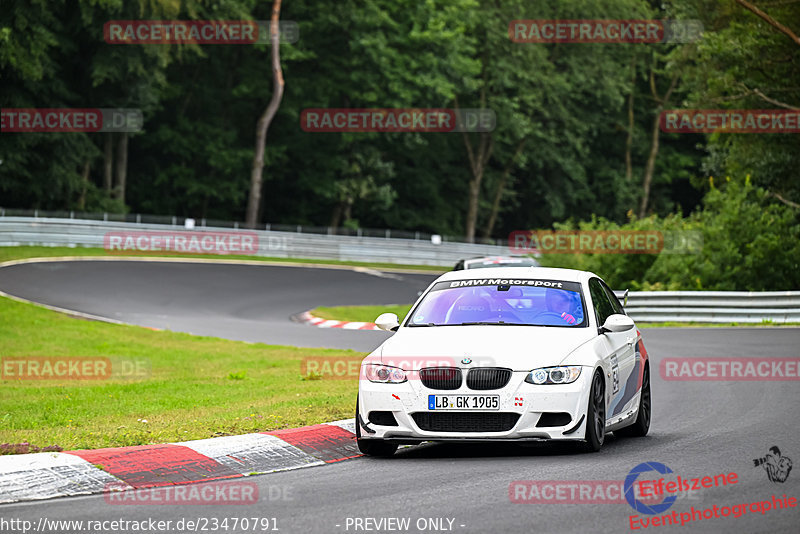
[375,312,400,332]
[599,314,635,334]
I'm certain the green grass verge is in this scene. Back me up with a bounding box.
[0,295,365,452]
[311,305,799,327]
[0,245,446,272]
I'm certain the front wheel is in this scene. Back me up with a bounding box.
[615,364,651,438]
[357,438,398,457]
[355,395,398,457]
[581,370,606,452]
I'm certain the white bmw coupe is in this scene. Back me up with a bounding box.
[355,267,651,456]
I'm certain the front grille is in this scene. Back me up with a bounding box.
[419,367,462,390]
[466,367,512,390]
[412,412,520,433]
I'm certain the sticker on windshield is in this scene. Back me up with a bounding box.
[432,279,581,293]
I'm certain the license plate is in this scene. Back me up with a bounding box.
[428,394,500,410]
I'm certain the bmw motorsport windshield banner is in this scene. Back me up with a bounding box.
[431,279,583,292]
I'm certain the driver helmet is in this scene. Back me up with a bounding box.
[545,288,580,316]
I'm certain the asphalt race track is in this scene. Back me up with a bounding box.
[1,259,799,533]
[0,260,437,350]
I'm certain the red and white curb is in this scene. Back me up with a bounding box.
[295,310,381,331]
[0,419,358,504]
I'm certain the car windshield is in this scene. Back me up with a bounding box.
[407,279,586,327]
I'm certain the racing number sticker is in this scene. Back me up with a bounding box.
[611,355,620,394]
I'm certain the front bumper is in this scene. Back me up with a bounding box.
[357,368,593,441]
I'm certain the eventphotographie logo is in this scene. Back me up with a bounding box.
[625,462,679,516]
[753,446,793,483]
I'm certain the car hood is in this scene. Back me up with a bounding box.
[375,325,595,371]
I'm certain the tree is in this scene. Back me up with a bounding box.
[459,0,660,240]
[246,0,284,228]
[638,63,678,218]
[673,0,800,207]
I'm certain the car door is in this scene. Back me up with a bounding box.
[588,278,635,423]
[600,280,641,421]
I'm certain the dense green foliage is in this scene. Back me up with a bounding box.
[539,176,800,290]
[1,0,798,289]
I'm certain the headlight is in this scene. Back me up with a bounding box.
[525,366,582,385]
[363,364,407,384]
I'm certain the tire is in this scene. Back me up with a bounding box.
[614,363,651,438]
[581,370,606,452]
[355,395,398,457]
[357,438,398,457]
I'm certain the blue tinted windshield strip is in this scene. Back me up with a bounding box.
[429,279,582,292]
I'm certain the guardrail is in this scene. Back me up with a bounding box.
[1,217,797,324]
[0,216,508,267]
[0,208,503,245]
[615,291,800,324]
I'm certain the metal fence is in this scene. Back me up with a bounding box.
[615,291,800,324]
[0,216,508,266]
[0,208,503,245]
[1,216,798,324]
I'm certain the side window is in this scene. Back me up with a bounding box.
[589,278,615,327]
[600,280,625,316]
